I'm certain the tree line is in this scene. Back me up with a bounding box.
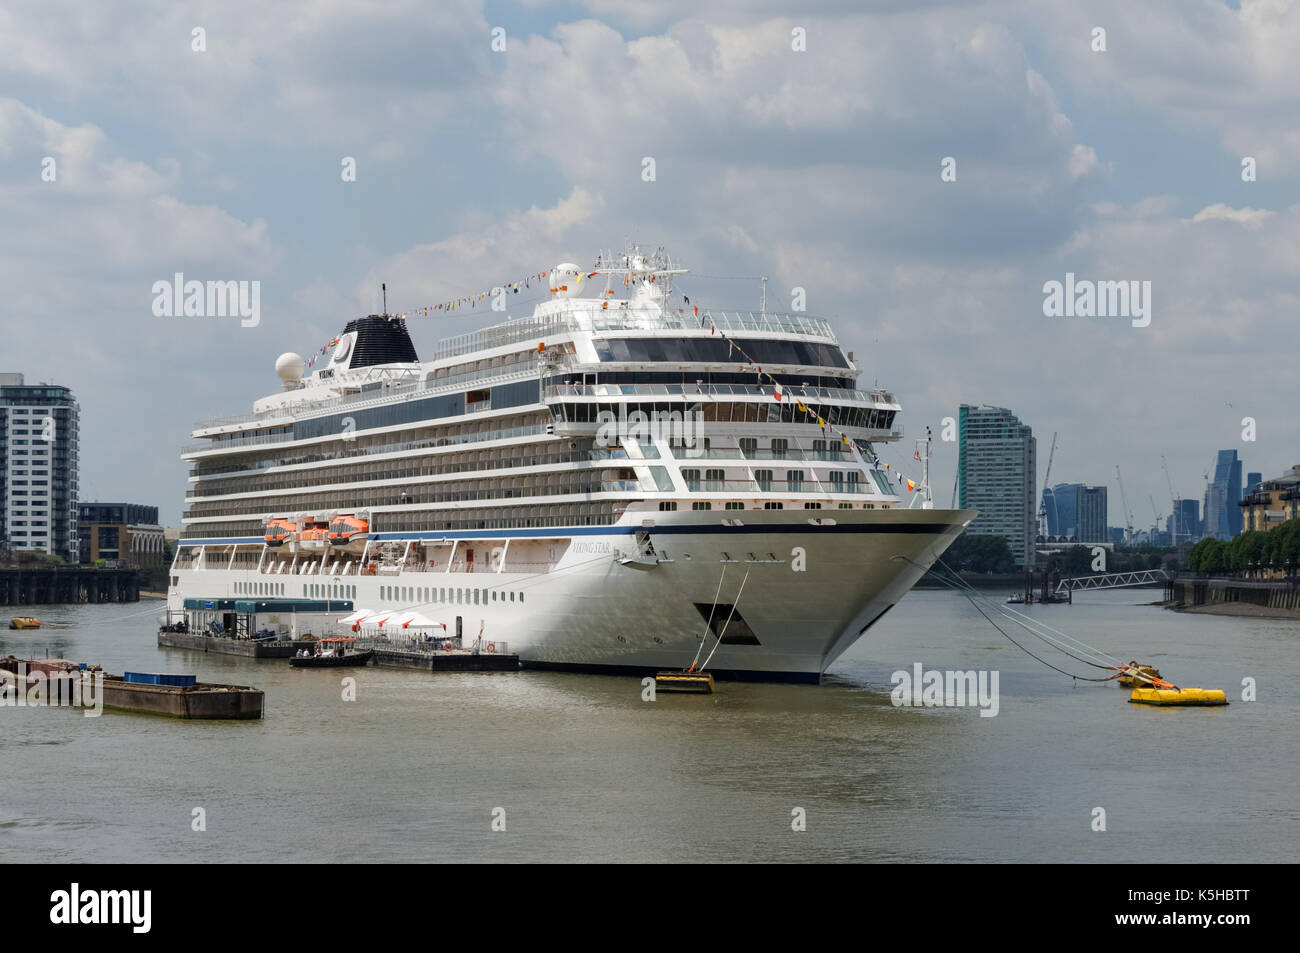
[1186,519,1300,577]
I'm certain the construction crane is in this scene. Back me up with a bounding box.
[1150,495,1161,538]
[1038,431,1058,538]
[1115,465,1135,543]
[1161,454,1181,545]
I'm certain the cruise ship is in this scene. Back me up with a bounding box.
[168,247,975,681]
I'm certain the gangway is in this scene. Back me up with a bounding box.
[1055,569,1169,596]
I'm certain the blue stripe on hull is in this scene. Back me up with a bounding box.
[180,521,961,547]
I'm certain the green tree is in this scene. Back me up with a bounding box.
[944,533,1016,573]
[1062,545,1094,575]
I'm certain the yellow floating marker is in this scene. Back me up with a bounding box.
[655,671,714,694]
[1129,687,1228,707]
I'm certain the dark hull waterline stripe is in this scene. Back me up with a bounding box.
[520,659,823,685]
[180,521,962,547]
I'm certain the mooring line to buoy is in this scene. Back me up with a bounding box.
[924,557,1128,671]
[896,555,1149,685]
[686,563,727,673]
[698,568,750,674]
[935,562,1117,669]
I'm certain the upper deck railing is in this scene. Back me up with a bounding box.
[433,309,837,361]
[189,308,844,440]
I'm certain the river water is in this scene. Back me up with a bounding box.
[2,589,1296,863]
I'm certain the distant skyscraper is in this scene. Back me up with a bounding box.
[1168,498,1200,543]
[0,373,80,562]
[1076,486,1108,542]
[1205,450,1243,539]
[958,404,1036,568]
[1050,482,1082,538]
[1247,471,1262,494]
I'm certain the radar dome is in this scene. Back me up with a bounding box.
[276,352,306,385]
[549,262,584,299]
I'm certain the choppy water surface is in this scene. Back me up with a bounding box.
[2,590,1296,862]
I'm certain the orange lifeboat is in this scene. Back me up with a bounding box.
[297,522,330,551]
[329,515,370,547]
[264,517,297,546]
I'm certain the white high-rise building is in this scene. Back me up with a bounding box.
[0,373,81,562]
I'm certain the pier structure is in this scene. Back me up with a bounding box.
[1166,575,1300,611]
[0,568,140,605]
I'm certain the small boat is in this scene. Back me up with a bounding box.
[9,617,42,630]
[1005,594,1025,605]
[264,517,298,546]
[290,637,374,668]
[328,514,370,548]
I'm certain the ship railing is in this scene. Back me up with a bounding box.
[183,421,549,457]
[543,381,895,405]
[673,477,872,496]
[371,560,558,576]
[191,366,542,435]
[670,447,860,463]
[433,309,838,361]
[587,446,662,461]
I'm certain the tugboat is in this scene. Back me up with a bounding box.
[289,637,374,668]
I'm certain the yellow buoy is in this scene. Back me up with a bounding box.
[655,672,715,694]
[1129,687,1228,707]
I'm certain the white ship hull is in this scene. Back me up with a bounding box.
[168,508,973,681]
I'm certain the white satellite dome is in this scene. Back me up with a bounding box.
[275,352,306,386]
[550,262,584,299]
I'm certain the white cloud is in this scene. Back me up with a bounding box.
[0,0,490,148]
[1032,0,1300,170]
[1186,203,1275,228]
[359,186,606,314]
[1067,143,1101,180]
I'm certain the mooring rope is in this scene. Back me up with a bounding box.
[897,555,1164,686]
[686,564,727,673]
[702,569,754,670]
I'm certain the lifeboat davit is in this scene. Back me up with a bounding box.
[329,515,370,548]
[264,517,298,546]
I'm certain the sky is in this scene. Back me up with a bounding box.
[1,0,1296,527]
